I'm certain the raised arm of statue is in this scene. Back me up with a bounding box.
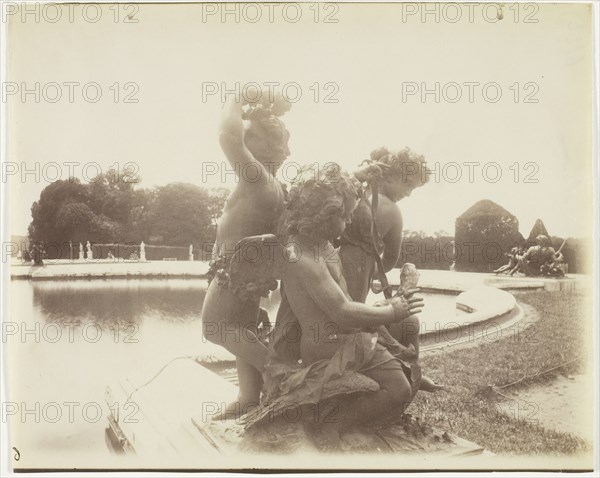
[218,90,291,186]
[218,96,267,180]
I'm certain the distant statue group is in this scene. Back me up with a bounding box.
[200,88,441,448]
[494,234,567,277]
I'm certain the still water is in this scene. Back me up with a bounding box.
[6,278,460,461]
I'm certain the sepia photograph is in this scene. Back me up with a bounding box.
[0,1,598,474]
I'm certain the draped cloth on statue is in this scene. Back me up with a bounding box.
[243,285,381,429]
[243,285,420,430]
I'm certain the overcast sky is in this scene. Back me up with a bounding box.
[7,2,594,239]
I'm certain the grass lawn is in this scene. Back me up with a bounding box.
[412,289,593,455]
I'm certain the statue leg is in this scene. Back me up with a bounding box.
[310,347,412,442]
[514,257,529,275]
[201,280,267,370]
[496,263,514,274]
[201,280,268,419]
[387,315,420,358]
[235,356,263,411]
[385,316,443,392]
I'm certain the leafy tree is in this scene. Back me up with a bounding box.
[399,230,454,270]
[28,179,89,244]
[208,187,230,227]
[143,183,214,246]
[123,188,154,243]
[87,168,139,230]
[403,229,427,240]
[54,202,97,242]
[433,229,450,238]
[28,174,229,254]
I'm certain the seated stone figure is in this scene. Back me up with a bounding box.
[517,235,566,277]
[234,164,425,444]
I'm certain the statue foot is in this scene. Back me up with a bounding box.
[211,398,260,421]
[420,376,444,393]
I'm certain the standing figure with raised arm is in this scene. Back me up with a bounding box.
[338,147,441,391]
[201,90,291,419]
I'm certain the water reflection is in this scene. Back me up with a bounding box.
[8,279,222,464]
[29,280,455,330]
[31,279,207,325]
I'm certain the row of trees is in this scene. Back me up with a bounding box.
[28,169,229,250]
[28,179,589,273]
[399,230,454,270]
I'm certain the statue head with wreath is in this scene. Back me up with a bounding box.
[243,92,292,172]
[285,163,360,241]
[368,147,430,201]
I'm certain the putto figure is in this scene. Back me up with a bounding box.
[201,90,292,419]
[337,147,439,391]
[338,147,430,302]
[246,164,425,441]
